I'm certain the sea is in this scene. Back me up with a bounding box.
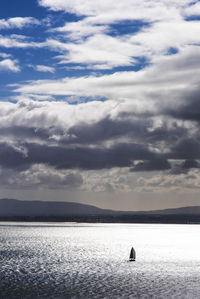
[1,222,200,299]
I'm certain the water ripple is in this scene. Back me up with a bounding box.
[0,223,200,298]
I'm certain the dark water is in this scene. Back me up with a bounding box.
[1,222,200,298]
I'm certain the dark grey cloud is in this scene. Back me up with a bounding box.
[0,126,51,140]
[168,159,200,175]
[169,138,200,160]
[27,142,156,170]
[165,89,200,122]
[0,143,29,171]
[0,141,156,171]
[165,158,200,176]
[169,167,187,175]
[182,159,200,169]
[146,122,188,145]
[61,116,188,149]
[1,98,200,175]
[130,159,171,172]
[62,116,151,144]
[0,115,199,173]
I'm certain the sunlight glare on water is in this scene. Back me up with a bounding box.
[0,222,200,298]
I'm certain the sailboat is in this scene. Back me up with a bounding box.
[129,247,136,261]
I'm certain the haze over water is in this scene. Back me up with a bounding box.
[1,222,200,298]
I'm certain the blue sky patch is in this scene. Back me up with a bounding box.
[108,20,151,37]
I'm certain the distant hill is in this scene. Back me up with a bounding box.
[0,198,114,216]
[0,198,200,217]
[144,206,200,215]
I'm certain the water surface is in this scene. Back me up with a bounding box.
[0,222,200,298]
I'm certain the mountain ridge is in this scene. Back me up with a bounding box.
[0,198,114,216]
[0,198,200,216]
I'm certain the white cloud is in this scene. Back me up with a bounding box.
[15,94,55,102]
[0,2,199,71]
[55,34,138,69]
[55,19,109,40]
[137,169,200,193]
[0,34,42,48]
[38,0,193,22]
[35,65,55,73]
[38,0,200,70]
[0,59,20,72]
[15,45,200,111]
[0,98,116,132]
[184,2,200,16]
[131,19,200,55]
[0,17,40,30]
[0,52,11,58]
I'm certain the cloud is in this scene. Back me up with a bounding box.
[0,34,42,48]
[0,99,155,172]
[0,141,155,171]
[182,159,200,169]
[15,94,55,102]
[131,159,171,172]
[36,0,200,70]
[14,45,200,109]
[0,164,83,189]
[83,168,134,193]
[0,97,200,191]
[64,116,152,145]
[0,52,12,58]
[169,138,200,160]
[184,2,200,16]
[0,17,40,30]
[48,17,200,70]
[1,0,200,193]
[54,34,139,69]
[0,1,199,71]
[54,20,109,40]
[35,65,55,73]
[137,168,200,192]
[0,142,28,170]
[0,98,197,171]
[165,88,200,121]
[38,0,193,22]
[0,59,20,72]
[28,64,55,73]
[130,20,200,56]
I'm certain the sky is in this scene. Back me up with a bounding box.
[0,0,200,211]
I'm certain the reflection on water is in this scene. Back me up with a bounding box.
[0,222,200,298]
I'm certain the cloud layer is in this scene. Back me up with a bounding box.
[0,0,200,196]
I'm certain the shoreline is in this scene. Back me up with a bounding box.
[0,214,200,224]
